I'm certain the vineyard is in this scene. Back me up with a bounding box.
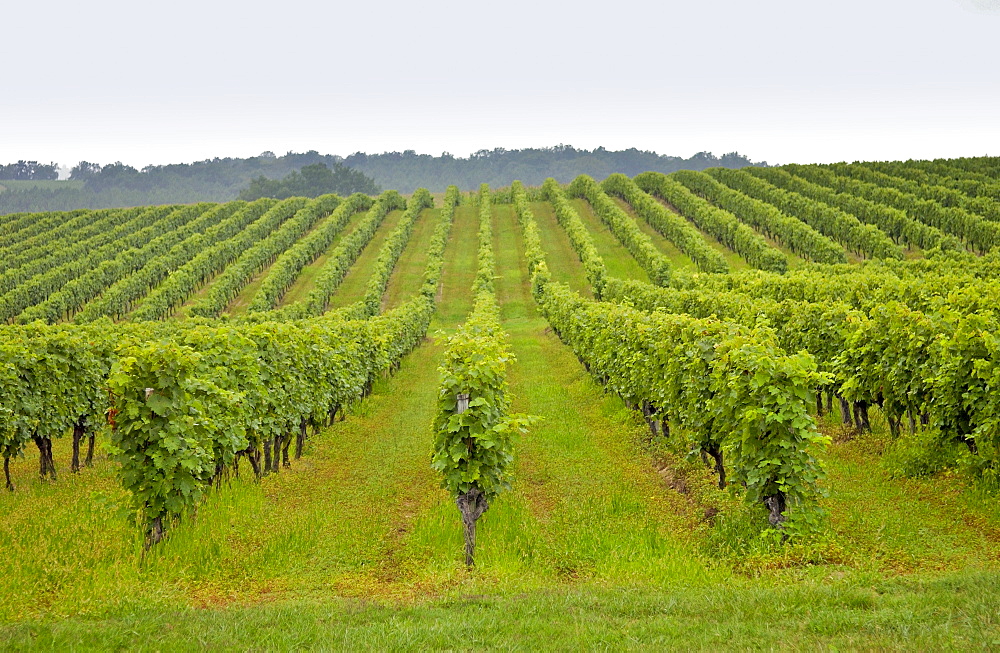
[3,157,1000,648]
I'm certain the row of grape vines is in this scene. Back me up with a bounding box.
[432,185,523,566]
[543,168,1000,510]
[0,187,459,547]
[516,180,827,528]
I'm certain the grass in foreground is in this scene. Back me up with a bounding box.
[4,575,1000,650]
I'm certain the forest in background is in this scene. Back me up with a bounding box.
[0,146,765,213]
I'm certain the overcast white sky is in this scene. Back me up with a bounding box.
[2,0,998,168]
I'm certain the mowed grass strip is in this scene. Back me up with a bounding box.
[568,198,650,283]
[5,574,1000,650]
[428,202,478,331]
[324,209,405,309]
[383,208,441,311]
[528,201,592,297]
[276,205,371,308]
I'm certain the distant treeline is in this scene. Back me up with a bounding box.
[0,146,765,213]
[239,163,381,200]
[0,160,59,181]
[345,146,766,192]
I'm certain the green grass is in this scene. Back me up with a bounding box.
[324,209,405,309]
[5,575,1000,650]
[568,198,650,282]
[276,205,371,308]
[383,208,441,311]
[429,203,478,330]
[528,201,592,297]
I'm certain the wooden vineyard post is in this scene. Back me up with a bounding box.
[454,392,487,567]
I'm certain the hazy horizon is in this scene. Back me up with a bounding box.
[4,0,998,170]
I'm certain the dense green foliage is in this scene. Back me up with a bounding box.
[786,164,1000,253]
[75,202,263,322]
[128,199,281,321]
[1,208,135,292]
[186,197,331,318]
[839,162,1000,222]
[345,146,766,192]
[0,206,183,322]
[1,193,452,542]
[0,160,58,180]
[873,158,1000,208]
[747,166,961,251]
[0,148,764,212]
[19,203,237,324]
[238,163,380,200]
[0,153,373,213]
